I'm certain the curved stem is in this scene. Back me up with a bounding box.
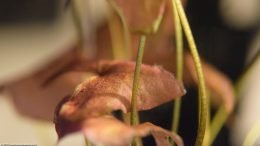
[171,0,183,134]
[174,0,208,146]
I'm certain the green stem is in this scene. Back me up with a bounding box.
[174,0,208,146]
[85,137,92,146]
[108,15,128,60]
[209,105,227,145]
[108,1,132,60]
[130,35,146,146]
[171,0,184,134]
[202,91,211,146]
[130,35,146,125]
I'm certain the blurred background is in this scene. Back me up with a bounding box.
[0,0,259,146]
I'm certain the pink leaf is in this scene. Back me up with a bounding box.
[54,61,185,146]
[58,61,185,121]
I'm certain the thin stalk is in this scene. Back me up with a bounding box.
[130,35,146,125]
[174,0,208,146]
[243,120,260,146]
[202,91,211,146]
[171,0,184,134]
[130,35,146,146]
[209,105,227,145]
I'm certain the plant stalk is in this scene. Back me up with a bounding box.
[108,1,132,60]
[171,0,184,134]
[174,0,208,146]
[85,137,92,146]
[209,105,227,145]
[130,35,146,146]
[202,91,211,146]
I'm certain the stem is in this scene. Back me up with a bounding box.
[174,0,208,146]
[108,1,133,123]
[202,92,211,146]
[171,0,184,134]
[130,35,146,125]
[85,137,92,146]
[130,35,146,146]
[209,105,227,145]
[108,1,132,60]
[108,14,128,60]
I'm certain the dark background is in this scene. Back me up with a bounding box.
[0,0,65,23]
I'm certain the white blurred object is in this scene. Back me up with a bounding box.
[0,0,110,85]
[246,31,260,64]
[232,30,260,146]
[220,0,260,145]
[0,0,110,145]
[57,132,86,146]
[0,93,57,146]
[0,8,76,85]
[232,55,260,146]
[219,0,260,29]
[72,0,110,58]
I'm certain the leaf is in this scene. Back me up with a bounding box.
[58,61,185,121]
[54,61,185,145]
[83,116,184,146]
[184,53,235,113]
[57,116,183,146]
